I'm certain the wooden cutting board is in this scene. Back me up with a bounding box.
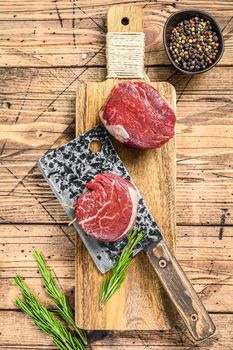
[75,5,176,330]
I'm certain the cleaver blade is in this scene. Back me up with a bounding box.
[37,125,161,273]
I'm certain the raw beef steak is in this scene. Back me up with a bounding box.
[100,81,176,149]
[74,173,138,242]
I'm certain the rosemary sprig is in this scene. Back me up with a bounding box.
[14,276,85,350]
[33,251,87,345]
[100,227,144,307]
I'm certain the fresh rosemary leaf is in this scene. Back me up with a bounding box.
[14,276,85,350]
[100,227,144,307]
[33,251,87,345]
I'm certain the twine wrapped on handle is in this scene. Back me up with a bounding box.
[106,32,148,80]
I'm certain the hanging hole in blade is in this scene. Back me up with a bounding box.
[121,17,129,25]
[89,140,102,153]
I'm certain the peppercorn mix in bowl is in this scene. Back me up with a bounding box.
[163,9,224,74]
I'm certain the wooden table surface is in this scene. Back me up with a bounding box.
[0,0,233,349]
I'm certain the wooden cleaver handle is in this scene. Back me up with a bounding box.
[146,238,215,340]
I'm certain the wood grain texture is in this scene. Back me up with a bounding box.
[0,0,233,348]
[1,224,233,312]
[75,79,176,330]
[0,311,232,350]
[107,5,144,32]
[147,239,215,340]
[0,66,232,226]
[75,5,176,331]
[0,1,232,68]
[0,223,232,349]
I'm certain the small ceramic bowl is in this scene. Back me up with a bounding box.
[163,9,224,74]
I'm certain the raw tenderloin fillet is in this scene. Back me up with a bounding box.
[74,173,138,242]
[100,81,176,149]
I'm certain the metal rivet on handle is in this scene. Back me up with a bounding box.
[159,259,167,268]
[191,313,198,322]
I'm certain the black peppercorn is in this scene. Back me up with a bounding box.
[169,16,220,72]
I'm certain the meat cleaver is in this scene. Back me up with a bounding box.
[38,125,215,341]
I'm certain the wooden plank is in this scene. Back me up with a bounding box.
[0,311,232,350]
[0,1,232,67]
[1,0,233,21]
[1,66,233,133]
[1,155,232,224]
[1,224,233,314]
[0,66,232,225]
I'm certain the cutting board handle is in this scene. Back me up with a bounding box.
[106,6,148,80]
[146,238,216,340]
[107,5,144,32]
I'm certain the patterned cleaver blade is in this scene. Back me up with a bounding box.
[37,125,162,273]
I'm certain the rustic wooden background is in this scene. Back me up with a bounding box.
[0,0,233,349]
